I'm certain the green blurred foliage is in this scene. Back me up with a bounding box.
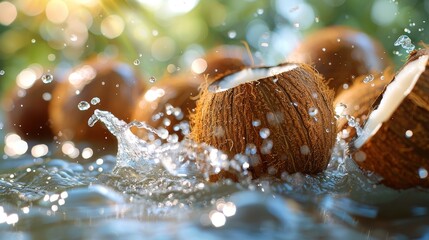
[0,0,428,94]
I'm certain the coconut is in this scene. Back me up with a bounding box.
[2,77,57,141]
[191,63,336,180]
[49,56,145,149]
[200,45,255,80]
[131,74,201,141]
[288,26,392,96]
[351,49,429,189]
[334,69,394,139]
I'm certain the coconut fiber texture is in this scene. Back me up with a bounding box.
[353,49,429,189]
[191,63,336,180]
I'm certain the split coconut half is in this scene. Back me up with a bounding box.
[351,49,429,189]
[191,63,336,181]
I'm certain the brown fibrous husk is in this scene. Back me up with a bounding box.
[191,63,336,180]
[352,49,429,189]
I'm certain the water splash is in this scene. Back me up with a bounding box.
[89,110,249,181]
[394,35,415,53]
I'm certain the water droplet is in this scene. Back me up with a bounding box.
[91,97,101,105]
[300,145,310,155]
[322,48,326,52]
[419,168,428,179]
[259,128,270,139]
[261,139,273,154]
[70,34,77,42]
[42,92,52,101]
[149,76,156,83]
[335,103,347,117]
[354,151,366,162]
[0,70,4,76]
[404,28,411,34]
[157,128,169,139]
[245,143,257,155]
[163,118,171,127]
[294,23,300,28]
[308,107,318,117]
[133,59,140,65]
[31,39,36,43]
[260,42,269,47]
[41,74,54,84]
[405,130,413,138]
[228,30,237,39]
[315,17,320,23]
[394,35,415,53]
[257,8,264,15]
[252,120,261,127]
[363,74,374,83]
[78,101,90,111]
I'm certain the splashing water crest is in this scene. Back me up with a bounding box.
[89,110,249,181]
[394,35,415,53]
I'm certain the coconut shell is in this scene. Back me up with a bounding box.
[2,78,57,141]
[334,69,394,139]
[131,74,202,141]
[288,26,392,96]
[191,63,336,180]
[49,56,145,148]
[352,49,429,189]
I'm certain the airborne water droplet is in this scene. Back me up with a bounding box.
[308,107,318,117]
[419,168,428,179]
[228,30,237,39]
[91,97,101,105]
[252,120,261,127]
[394,35,415,53]
[0,70,4,75]
[149,76,156,83]
[335,103,347,117]
[70,34,78,42]
[245,143,257,155]
[78,101,90,111]
[363,74,374,83]
[133,59,140,66]
[405,130,413,138]
[41,74,54,84]
[259,128,270,139]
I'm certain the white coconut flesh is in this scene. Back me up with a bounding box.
[208,64,299,93]
[354,55,429,149]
